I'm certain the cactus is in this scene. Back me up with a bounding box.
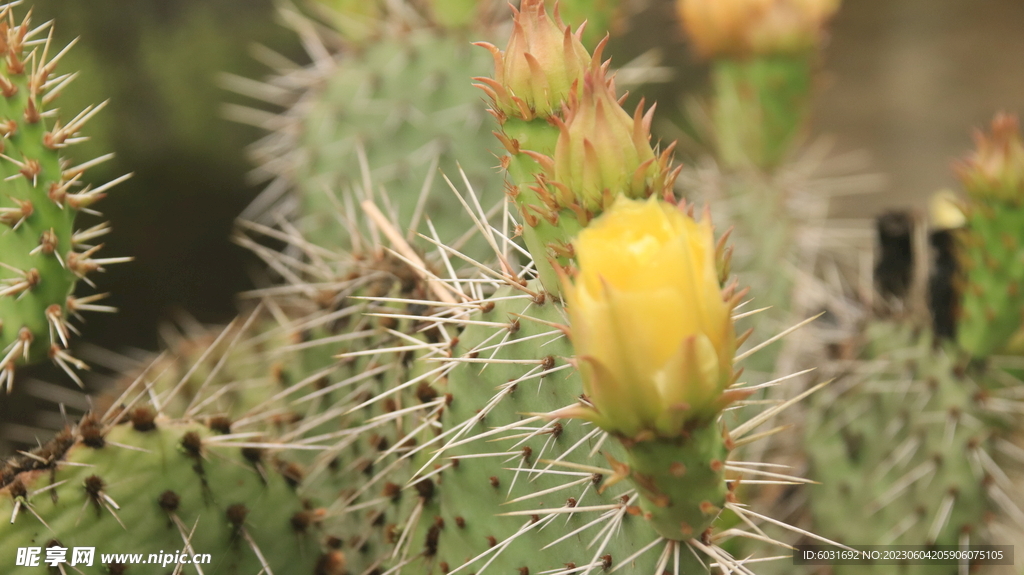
[0,3,846,575]
[802,116,1024,575]
[805,322,1014,575]
[954,114,1024,358]
[227,2,501,254]
[0,5,131,392]
[0,410,339,573]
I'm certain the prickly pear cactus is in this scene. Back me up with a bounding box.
[0,5,130,392]
[0,412,338,574]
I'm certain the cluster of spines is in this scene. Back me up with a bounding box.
[0,3,131,392]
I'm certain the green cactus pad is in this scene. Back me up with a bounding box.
[0,8,129,390]
[236,21,501,257]
[806,321,1012,575]
[0,416,336,574]
[957,198,1024,359]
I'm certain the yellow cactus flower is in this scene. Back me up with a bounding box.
[562,197,737,438]
[955,113,1024,203]
[474,0,593,120]
[677,0,840,58]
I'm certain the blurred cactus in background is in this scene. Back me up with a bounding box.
[803,114,1024,575]
[953,114,1024,358]
[677,0,839,169]
[672,1,1024,574]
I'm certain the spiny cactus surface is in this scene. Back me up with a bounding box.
[805,320,1017,575]
[0,413,337,574]
[0,5,130,392]
[229,4,501,257]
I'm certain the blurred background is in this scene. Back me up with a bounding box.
[1,0,1022,450]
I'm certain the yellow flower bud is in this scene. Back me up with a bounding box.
[562,197,737,438]
[475,0,593,120]
[929,190,966,231]
[955,113,1024,203]
[677,0,840,58]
